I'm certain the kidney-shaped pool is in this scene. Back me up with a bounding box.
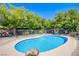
[15,35,68,53]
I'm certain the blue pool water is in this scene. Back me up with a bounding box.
[15,35,68,53]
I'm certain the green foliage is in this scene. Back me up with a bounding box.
[22,31,29,35]
[54,9,79,31]
[0,4,79,31]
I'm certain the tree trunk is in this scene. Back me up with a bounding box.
[13,29,16,36]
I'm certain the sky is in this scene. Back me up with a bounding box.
[10,3,79,19]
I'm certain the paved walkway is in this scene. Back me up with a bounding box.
[72,39,79,56]
[0,37,16,46]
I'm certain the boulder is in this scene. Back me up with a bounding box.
[25,48,39,56]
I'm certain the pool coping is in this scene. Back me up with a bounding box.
[0,34,77,56]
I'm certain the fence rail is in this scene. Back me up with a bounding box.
[0,29,78,37]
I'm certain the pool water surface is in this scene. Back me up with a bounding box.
[15,35,68,53]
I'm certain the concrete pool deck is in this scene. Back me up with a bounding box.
[0,34,77,56]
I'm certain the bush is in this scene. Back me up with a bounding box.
[69,32,76,37]
[21,31,29,35]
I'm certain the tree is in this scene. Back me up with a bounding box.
[54,9,79,31]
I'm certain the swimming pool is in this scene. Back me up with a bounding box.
[15,35,68,53]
